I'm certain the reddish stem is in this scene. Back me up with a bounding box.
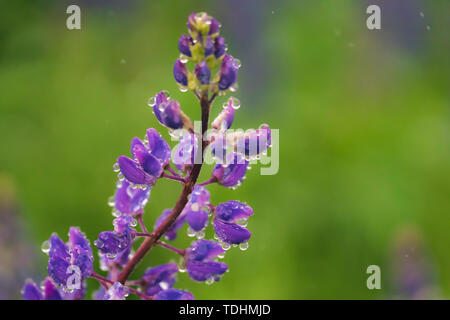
[91,272,153,300]
[162,172,185,183]
[117,92,212,284]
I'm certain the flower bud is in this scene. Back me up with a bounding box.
[195,61,211,85]
[214,36,226,58]
[211,97,236,131]
[218,54,238,91]
[204,36,214,57]
[178,34,192,57]
[173,59,188,86]
[153,91,191,130]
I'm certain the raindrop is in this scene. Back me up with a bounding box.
[196,230,205,239]
[187,227,196,237]
[221,242,231,250]
[179,54,188,64]
[113,163,120,172]
[148,96,156,107]
[41,240,50,254]
[232,58,241,69]
[107,196,115,207]
[230,97,240,110]
[162,90,170,99]
[179,86,188,92]
[130,219,138,227]
[239,242,249,251]
[205,278,214,285]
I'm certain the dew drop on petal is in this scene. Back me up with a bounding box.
[148,96,156,107]
[113,163,120,172]
[41,240,50,254]
[187,227,196,237]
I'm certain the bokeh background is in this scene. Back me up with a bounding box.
[0,0,448,299]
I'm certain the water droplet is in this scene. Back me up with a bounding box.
[217,253,225,259]
[159,282,169,290]
[233,58,241,69]
[205,278,214,285]
[130,219,138,227]
[107,196,115,207]
[113,163,120,172]
[162,90,170,99]
[196,230,205,239]
[148,96,156,107]
[239,242,249,251]
[221,242,231,250]
[41,240,50,254]
[179,86,188,92]
[187,227,196,237]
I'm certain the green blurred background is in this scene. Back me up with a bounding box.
[0,0,448,299]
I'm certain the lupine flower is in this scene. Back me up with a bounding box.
[172,131,198,173]
[103,282,129,300]
[152,91,191,130]
[218,54,239,91]
[237,124,272,157]
[204,36,214,57]
[185,186,210,232]
[23,278,62,300]
[95,215,135,258]
[212,152,248,187]
[117,127,172,186]
[142,263,179,296]
[213,200,253,245]
[46,227,93,290]
[186,240,228,282]
[154,288,194,300]
[178,34,192,57]
[154,209,186,241]
[173,59,189,86]
[214,36,226,58]
[211,97,236,131]
[112,180,150,216]
[195,61,211,85]
[23,11,272,301]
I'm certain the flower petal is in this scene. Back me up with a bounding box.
[118,156,155,185]
[43,278,62,300]
[213,219,251,245]
[187,260,228,282]
[187,239,224,261]
[215,200,253,223]
[186,208,209,232]
[23,281,43,300]
[142,263,178,296]
[104,282,129,300]
[154,288,194,300]
[147,128,171,165]
[48,255,70,286]
[48,235,70,261]
[68,227,92,257]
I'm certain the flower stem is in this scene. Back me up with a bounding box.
[162,172,185,183]
[197,176,217,187]
[117,92,212,284]
[91,272,153,300]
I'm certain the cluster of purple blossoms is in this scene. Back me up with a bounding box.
[23,12,272,300]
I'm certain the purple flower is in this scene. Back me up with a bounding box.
[178,34,192,57]
[154,288,194,300]
[46,227,93,289]
[212,152,248,187]
[103,282,129,300]
[186,240,228,282]
[209,18,220,35]
[113,180,150,216]
[239,124,272,157]
[152,91,189,130]
[172,131,198,172]
[100,245,131,270]
[185,186,210,232]
[204,36,214,57]
[95,215,135,258]
[218,54,239,91]
[154,209,187,241]
[214,37,226,58]
[23,278,62,300]
[211,97,236,131]
[142,263,179,296]
[195,61,211,85]
[213,200,253,245]
[173,59,189,87]
[117,127,171,186]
